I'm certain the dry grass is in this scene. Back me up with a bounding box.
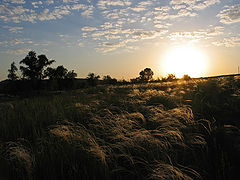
[1,77,240,179]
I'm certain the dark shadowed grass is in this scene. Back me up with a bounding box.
[0,77,240,179]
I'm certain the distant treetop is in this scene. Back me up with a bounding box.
[7,51,77,81]
[20,51,55,80]
[139,68,154,81]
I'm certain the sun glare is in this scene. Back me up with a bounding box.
[162,46,208,78]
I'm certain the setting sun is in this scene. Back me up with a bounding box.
[162,46,208,78]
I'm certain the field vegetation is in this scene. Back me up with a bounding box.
[1,76,240,180]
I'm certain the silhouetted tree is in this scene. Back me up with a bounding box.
[161,77,167,82]
[44,67,55,80]
[7,62,18,81]
[182,74,191,81]
[87,73,100,86]
[20,51,55,80]
[55,65,68,79]
[130,77,141,83]
[65,70,77,79]
[44,66,77,79]
[166,74,177,82]
[139,68,154,81]
[103,75,117,84]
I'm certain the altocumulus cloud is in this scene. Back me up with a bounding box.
[0,1,93,23]
[3,26,23,33]
[212,36,240,47]
[217,4,240,24]
[3,0,25,4]
[0,0,238,55]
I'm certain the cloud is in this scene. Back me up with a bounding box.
[0,40,9,46]
[170,0,220,10]
[10,39,33,45]
[5,48,31,55]
[155,6,171,12]
[0,4,37,23]
[3,0,25,4]
[32,1,43,8]
[81,5,93,18]
[105,34,121,40]
[71,4,88,10]
[100,22,113,29]
[154,23,172,29]
[81,26,98,31]
[38,6,71,21]
[104,11,121,19]
[172,4,187,10]
[217,4,240,24]
[3,26,23,33]
[46,0,54,5]
[0,2,93,23]
[206,26,224,36]
[97,0,131,10]
[168,25,225,45]
[177,9,197,17]
[132,29,168,40]
[0,0,234,55]
[212,36,240,47]
[78,42,84,47]
[0,5,30,15]
[91,31,107,38]
[168,31,206,43]
[154,8,197,20]
[131,7,145,12]
[96,41,126,53]
[131,1,152,12]
[63,0,79,3]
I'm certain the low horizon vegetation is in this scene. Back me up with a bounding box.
[5,51,193,84]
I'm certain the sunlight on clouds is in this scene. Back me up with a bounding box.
[212,36,240,47]
[217,4,240,24]
[0,0,239,81]
[97,0,131,10]
[206,26,224,36]
[168,25,225,46]
[131,1,153,12]
[32,1,43,8]
[168,32,205,44]
[0,0,239,56]
[133,30,168,40]
[170,0,220,10]
[81,26,98,32]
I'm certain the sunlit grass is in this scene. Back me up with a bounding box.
[1,77,240,179]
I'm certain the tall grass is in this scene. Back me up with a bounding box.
[0,77,240,179]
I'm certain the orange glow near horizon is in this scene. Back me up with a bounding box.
[161,46,208,78]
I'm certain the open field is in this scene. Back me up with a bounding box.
[1,77,240,180]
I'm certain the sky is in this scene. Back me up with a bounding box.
[0,0,240,80]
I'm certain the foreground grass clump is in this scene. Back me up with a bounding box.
[0,77,240,179]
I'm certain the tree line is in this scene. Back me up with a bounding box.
[7,51,119,85]
[8,51,76,81]
[4,51,192,93]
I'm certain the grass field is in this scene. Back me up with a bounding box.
[1,77,240,180]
